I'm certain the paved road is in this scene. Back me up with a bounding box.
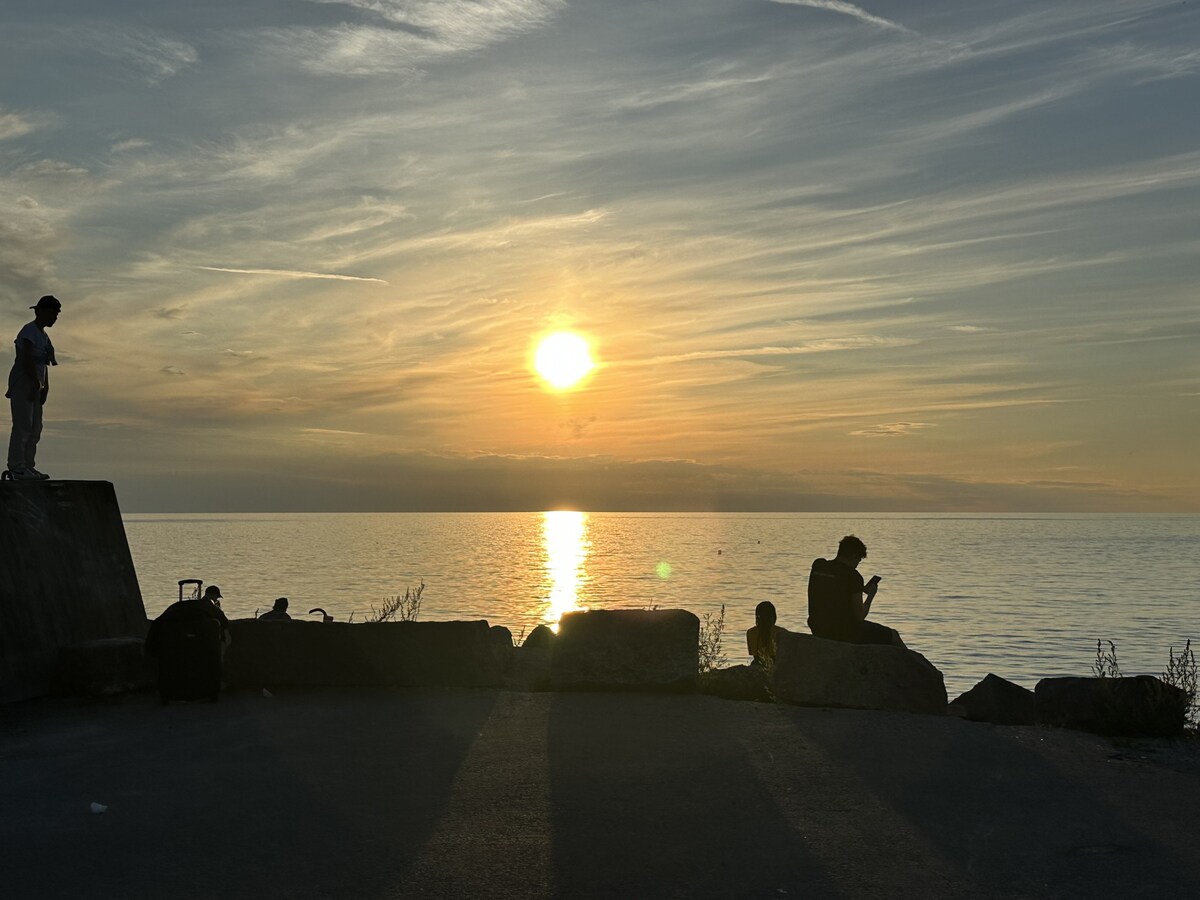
[2,688,1198,898]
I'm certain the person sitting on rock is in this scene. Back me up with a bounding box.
[807,535,906,648]
[746,600,784,666]
[259,597,291,621]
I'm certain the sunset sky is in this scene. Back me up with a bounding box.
[2,0,1198,512]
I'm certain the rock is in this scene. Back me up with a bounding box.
[55,637,155,697]
[772,631,947,715]
[1035,675,1187,737]
[522,624,555,652]
[550,609,699,692]
[509,644,553,692]
[224,620,506,688]
[489,625,514,674]
[506,625,555,691]
[698,664,771,702]
[949,674,1037,725]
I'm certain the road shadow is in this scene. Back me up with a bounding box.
[546,692,842,898]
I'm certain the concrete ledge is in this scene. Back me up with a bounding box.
[55,637,155,697]
[1,481,146,701]
[224,619,505,688]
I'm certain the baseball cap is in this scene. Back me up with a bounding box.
[31,295,62,311]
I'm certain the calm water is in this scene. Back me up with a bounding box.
[124,512,1199,696]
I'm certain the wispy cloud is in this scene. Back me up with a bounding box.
[0,107,52,141]
[195,266,389,284]
[850,422,934,437]
[261,0,565,74]
[769,0,916,35]
[91,30,198,83]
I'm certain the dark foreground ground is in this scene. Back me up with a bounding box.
[2,688,1198,899]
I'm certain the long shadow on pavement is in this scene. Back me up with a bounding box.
[547,692,842,899]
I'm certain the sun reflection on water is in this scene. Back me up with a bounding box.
[542,510,590,629]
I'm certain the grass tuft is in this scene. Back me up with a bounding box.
[698,604,727,674]
[369,582,424,623]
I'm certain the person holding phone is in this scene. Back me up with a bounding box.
[807,534,906,647]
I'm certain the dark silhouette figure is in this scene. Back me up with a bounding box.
[746,600,784,666]
[260,597,292,621]
[5,295,60,480]
[147,584,231,653]
[807,535,906,648]
[145,582,230,703]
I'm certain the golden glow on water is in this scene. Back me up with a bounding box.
[542,510,590,628]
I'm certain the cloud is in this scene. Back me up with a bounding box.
[195,265,389,283]
[849,422,934,437]
[645,337,915,366]
[260,0,565,75]
[91,29,198,83]
[0,107,52,141]
[769,0,916,35]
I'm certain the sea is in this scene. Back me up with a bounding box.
[123,512,1199,697]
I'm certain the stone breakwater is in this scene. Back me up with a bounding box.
[48,607,1191,738]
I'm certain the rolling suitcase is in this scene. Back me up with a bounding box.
[157,579,222,703]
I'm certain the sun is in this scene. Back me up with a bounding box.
[534,332,595,390]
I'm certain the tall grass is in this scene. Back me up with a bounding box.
[369,582,424,623]
[698,604,727,673]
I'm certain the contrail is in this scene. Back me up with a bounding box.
[196,265,388,284]
[769,0,915,35]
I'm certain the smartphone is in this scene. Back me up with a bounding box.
[867,575,881,587]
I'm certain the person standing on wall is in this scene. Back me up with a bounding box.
[5,295,61,481]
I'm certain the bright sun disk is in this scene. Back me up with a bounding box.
[534,332,594,389]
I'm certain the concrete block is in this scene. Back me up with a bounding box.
[1,481,146,701]
[550,609,699,692]
[224,619,506,688]
[56,637,155,696]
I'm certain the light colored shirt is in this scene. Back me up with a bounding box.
[13,321,55,388]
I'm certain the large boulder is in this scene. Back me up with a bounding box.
[772,631,947,715]
[1035,675,1187,737]
[489,625,515,674]
[550,609,699,692]
[698,664,771,702]
[225,619,505,688]
[55,637,155,696]
[949,673,1037,725]
[507,623,555,691]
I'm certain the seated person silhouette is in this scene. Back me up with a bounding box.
[259,597,292,621]
[746,600,786,666]
[808,535,906,648]
[145,584,231,702]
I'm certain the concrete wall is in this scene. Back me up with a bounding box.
[0,481,146,701]
[225,619,508,688]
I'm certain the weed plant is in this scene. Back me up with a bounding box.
[1092,639,1121,678]
[369,582,424,623]
[1162,640,1197,728]
[698,604,727,673]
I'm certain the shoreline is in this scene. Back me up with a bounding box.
[4,686,1199,898]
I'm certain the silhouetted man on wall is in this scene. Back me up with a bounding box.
[6,295,61,480]
[808,535,906,647]
[259,597,292,621]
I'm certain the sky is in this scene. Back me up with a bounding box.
[2,0,1198,512]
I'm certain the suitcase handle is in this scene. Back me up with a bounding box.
[178,579,203,602]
